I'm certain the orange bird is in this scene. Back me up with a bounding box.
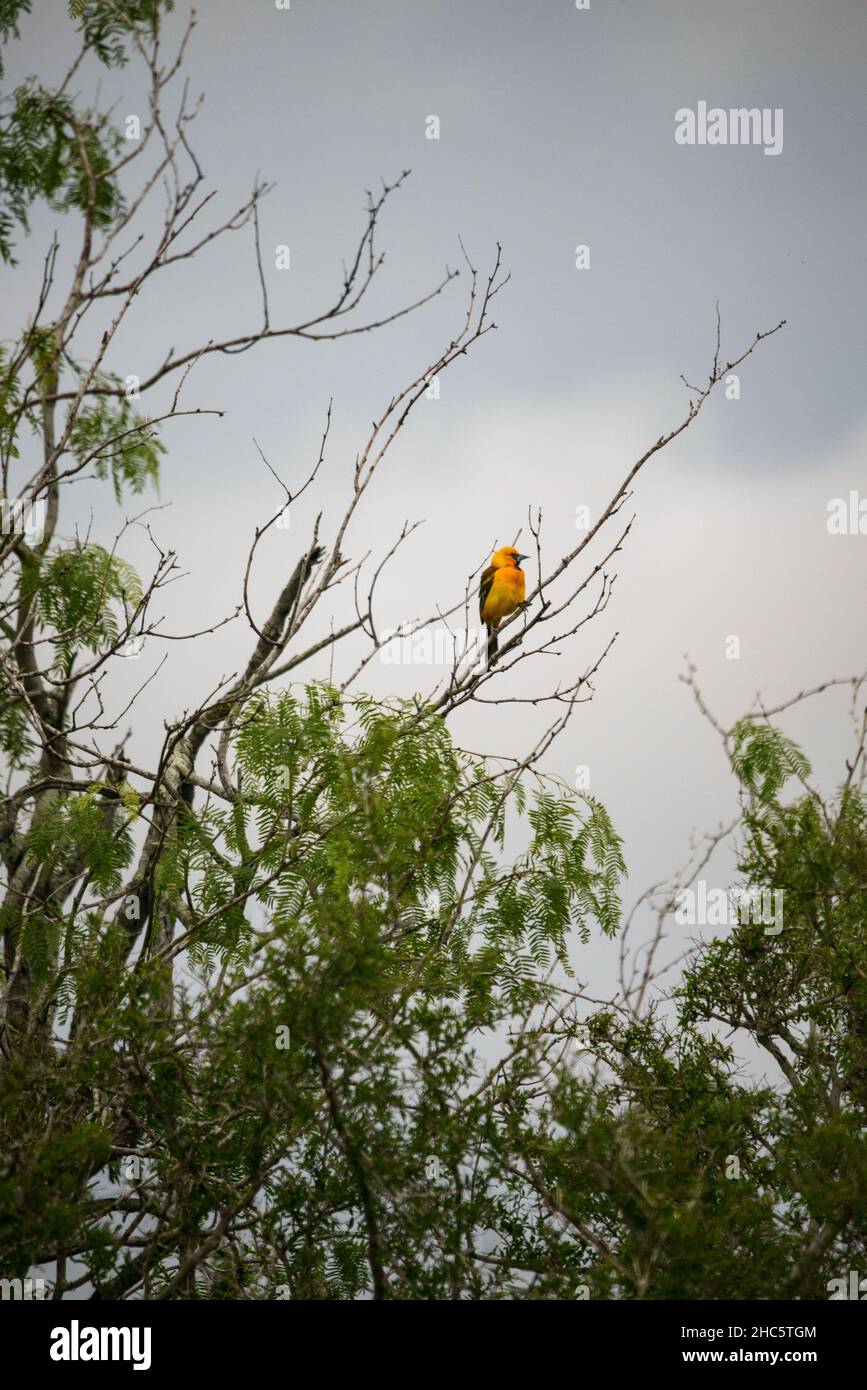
[479,545,528,664]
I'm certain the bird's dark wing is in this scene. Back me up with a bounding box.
[478,563,495,622]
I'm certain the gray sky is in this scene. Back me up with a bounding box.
[6,0,866,1004]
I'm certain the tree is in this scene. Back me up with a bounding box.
[506,679,867,1299]
[0,2,809,1300]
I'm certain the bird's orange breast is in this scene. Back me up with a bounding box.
[481,566,525,627]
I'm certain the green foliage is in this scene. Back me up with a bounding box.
[0,344,20,461]
[0,683,631,1297]
[0,0,177,69]
[0,1057,111,1273]
[70,1,173,70]
[68,376,165,498]
[27,788,134,896]
[0,1,30,78]
[4,658,862,1300]
[509,1019,788,1299]
[0,662,31,763]
[731,718,812,801]
[0,79,124,264]
[31,540,143,672]
[184,687,623,1005]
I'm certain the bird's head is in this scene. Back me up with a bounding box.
[492,546,528,570]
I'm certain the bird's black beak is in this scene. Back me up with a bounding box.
[515,553,529,566]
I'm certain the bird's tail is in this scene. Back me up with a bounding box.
[486,624,498,666]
